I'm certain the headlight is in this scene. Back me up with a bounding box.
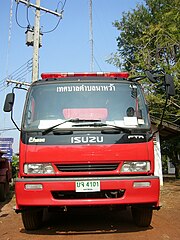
[24,163,55,174]
[121,161,150,173]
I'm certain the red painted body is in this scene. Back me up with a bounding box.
[15,139,160,209]
[19,140,155,176]
[14,73,160,211]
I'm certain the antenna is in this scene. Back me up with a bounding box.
[89,0,94,72]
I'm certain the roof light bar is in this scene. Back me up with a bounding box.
[41,72,129,80]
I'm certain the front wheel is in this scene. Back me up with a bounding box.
[21,209,43,230]
[131,206,153,227]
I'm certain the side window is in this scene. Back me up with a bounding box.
[136,88,148,126]
[26,96,35,125]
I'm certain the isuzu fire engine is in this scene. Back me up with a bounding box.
[3,72,175,230]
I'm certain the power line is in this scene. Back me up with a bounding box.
[26,0,31,27]
[15,1,27,29]
[0,59,33,92]
[7,59,32,77]
[56,0,67,12]
[0,128,17,132]
[9,64,32,80]
[0,85,10,93]
[93,56,102,72]
[16,0,64,82]
[42,16,62,34]
[42,0,67,34]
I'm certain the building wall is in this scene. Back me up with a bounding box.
[152,125,163,186]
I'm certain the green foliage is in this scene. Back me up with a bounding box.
[109,0,180,125]
[161,136,180,178]
[111,0,180,72]
[109,0,180,178]
[161,155,168,174]
[12,155,19,178]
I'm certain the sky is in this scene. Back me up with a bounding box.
[0,0,144,153]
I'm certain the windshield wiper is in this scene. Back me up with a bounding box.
[42,118,101,135]
[73,122,131,133]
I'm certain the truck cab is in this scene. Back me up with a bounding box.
[4,72,161,230]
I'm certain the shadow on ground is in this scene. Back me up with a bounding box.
[20,206,153,236]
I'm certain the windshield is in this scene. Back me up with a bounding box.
[23,81,150,130]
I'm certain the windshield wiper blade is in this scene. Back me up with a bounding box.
[73,122,131,133]
[42,118,101,135]
[42,118,79,135]
[104,123,131,132]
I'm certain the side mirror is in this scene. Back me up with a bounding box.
[165,74,175,97]
[145,71,157,83]
[3,93,15,112]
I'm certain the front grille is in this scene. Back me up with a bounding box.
[56,163,118,172]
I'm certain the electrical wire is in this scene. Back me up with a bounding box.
[42,16,62,34]
[61,0,67,10]
[26,0,31,27]
[56,0,67,12]
[15,70,32,81]
[93,56,103,72]
[0,59,33,92]
[42,0,67,34]
[15,2,27,29]
[0,84,12,93]
[7,59,32,77]
[5,59,32,82]
[9,64,32,80]
[0,128,17,132]
[0,77,7,84]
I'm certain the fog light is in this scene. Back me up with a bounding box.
[25,184,43,190]
[133,182,151,188]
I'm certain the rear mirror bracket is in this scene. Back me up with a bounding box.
[3,86,28,131]
[164,74,175,98]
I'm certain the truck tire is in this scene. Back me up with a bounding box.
[131,206,153,227]
[0,183,6,202]
[22,209,43,230]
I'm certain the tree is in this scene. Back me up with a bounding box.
[161,136,180,179]
[12,155,19,179]
[109,0,180,176]
[110,0,180,71]
[109,0,180,122]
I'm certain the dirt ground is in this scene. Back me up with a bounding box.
[0,178,180,240]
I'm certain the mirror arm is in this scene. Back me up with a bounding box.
[150,96,168,139]
[10,108,20,131]
[10,87,24,131]
[158,96,168,131]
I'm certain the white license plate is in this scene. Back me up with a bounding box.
[75,180,100,192]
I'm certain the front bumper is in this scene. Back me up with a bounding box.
[15,176,160,210]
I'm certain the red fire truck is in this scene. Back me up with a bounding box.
[3,72,175,230]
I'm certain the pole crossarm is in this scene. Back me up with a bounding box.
[15,0,63,17]
[6,79,31,86]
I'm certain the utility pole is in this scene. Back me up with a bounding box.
[32,0,40,83]
[89,0,94,72]
[16,0,62,82]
